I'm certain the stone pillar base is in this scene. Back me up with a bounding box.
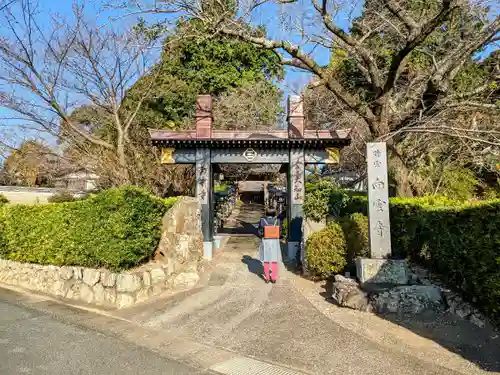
[355,258,409,285]
[203,241,213,261]
[287,241,299,262]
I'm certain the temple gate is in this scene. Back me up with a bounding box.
[149,95,350,262]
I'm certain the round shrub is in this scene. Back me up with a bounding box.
[306,222,347,279]
[341,213,369,265]
[48,191,75,203]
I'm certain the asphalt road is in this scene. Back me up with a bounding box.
[0,290,209,375]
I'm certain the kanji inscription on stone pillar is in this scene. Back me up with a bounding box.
[367,142,391,258]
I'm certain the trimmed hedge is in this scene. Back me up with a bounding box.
[305,222,347,279]
[304,184,500,321]
[332,194,500,322]
[0,187,178,271]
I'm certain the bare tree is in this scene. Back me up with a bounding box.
[0,0,166,187]
[117,0,500,196]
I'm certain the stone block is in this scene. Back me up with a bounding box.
[101,271,117,287]
[80,283,94,303]
[116,274,141,293]
[116,293,135,309]
[470,313,485,328]
[135,287,152,303]
[59,267,73,280]
[83,269,100,286]
[150,268,165,284]
[93,283,106,305]
[52,280,70,297]
[104,288,116,305]
[66,283,80,300]
[172,272,199,288]
[142,271,152,286]
[73,267,83,280]
[356,258,409,285]
[371,285,443,314]
[165,259,175,276]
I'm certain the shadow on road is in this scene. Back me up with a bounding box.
[241,255,266,282]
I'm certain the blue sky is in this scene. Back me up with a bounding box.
[0,0,497,151]
[38,0,362,93]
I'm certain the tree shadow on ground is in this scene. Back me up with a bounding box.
[241,255,266,282]
[318,279,500,372]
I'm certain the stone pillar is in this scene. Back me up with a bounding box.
[196,148,212,260]
[366,142,391,258]
[356,142,401,285]
[195,94,213,260]
[288,95,304,138]
[196,95,212,139]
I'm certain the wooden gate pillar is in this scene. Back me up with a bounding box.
[287,95,305,262]
[196,95,213,260]
[196,148,212,260]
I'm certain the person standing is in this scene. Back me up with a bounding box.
[258,208,281,283]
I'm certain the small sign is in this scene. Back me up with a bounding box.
[243,148,257,161]
[161,148,175,164]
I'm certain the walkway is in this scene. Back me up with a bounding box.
[113,204,496,375]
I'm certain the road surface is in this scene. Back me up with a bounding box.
[0,288,209,375]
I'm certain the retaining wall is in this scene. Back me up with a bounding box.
[0,197,203,308]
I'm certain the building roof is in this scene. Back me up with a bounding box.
[149,129,351,148]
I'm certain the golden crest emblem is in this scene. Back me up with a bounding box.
[161,148,175,164]
[325,147,339,164]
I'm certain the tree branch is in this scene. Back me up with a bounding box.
[382,0,419,32]
[382,0,456,95]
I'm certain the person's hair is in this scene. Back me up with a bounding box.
[266,208,276,217]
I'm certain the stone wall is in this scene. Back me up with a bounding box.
[0,197,203,309]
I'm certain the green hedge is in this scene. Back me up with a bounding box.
[0,187,177,271]
[336,195,500,322]
[304,183,500,321]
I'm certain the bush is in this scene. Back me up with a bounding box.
[0,186,177,271]
[341,213,369,268]
[305,222,347,279]
[280,217,288,239]
[304,180,348,221]
[48,191,76,203]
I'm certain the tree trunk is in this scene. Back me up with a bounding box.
[116,131,130,184]
[388,151,414,197]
